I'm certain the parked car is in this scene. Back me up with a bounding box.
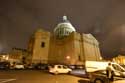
[49,64,72,75]
[68,65,84,70]
[120,65,125,69]
[70,69,86,78]
[89,70,125,83]
[25,63,35,69]
[34,63,48,70]
[14,63,25,69]
[0,62,10,69]
[69,65,86,77]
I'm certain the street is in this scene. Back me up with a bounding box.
[0,70,89,83]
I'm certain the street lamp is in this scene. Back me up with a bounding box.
[66,56,70,60]
[5,56,9,60]
[66,56,70,65]
[2,55,6,58]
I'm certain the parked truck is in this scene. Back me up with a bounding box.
[85,61,125,77]
[85,61,125,83]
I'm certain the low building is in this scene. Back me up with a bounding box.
[0,53,9,62]
[113,55,125,65]
[9,48,28,64]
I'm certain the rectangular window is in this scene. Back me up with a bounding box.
[41,42,45,47]
[78,55,81,61]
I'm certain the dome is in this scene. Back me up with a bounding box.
[54,16,76,39]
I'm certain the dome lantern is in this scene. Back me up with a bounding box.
[54,16,76,39]
[63,16,68,21]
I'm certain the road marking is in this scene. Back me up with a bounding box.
[0,79,16,83]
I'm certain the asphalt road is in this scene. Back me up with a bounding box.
[0,70,89,83]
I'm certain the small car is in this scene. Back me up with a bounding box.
[0,62,10,69]
[14,63,25,69]
[49,65,72,75]
[25,63,35,69]
[68,65,84,70]
[34,63,48,70]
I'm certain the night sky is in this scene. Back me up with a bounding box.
[0,0,125,58]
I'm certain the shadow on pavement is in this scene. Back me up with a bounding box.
[78,79,90,83]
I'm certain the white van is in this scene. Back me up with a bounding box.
[85,61,125,77]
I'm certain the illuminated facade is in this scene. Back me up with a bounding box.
[0,53,9,62]
[9,48,28,64]
[113,55,125,65]
[27,16,101,65]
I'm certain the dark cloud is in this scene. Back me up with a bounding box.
[0,0,125,58]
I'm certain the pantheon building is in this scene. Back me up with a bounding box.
[27,16,101,65]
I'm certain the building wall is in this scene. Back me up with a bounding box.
[27,29,102,65]
[48,33,76,65]
[83,34,101,61]
[73,32,84,65]
[48,32,101,65]
[31,29,50,64]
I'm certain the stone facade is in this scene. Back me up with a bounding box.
[27,16,102,65]
[48,32,101,65]
[27,29,50,64]
[27,29,101,65]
